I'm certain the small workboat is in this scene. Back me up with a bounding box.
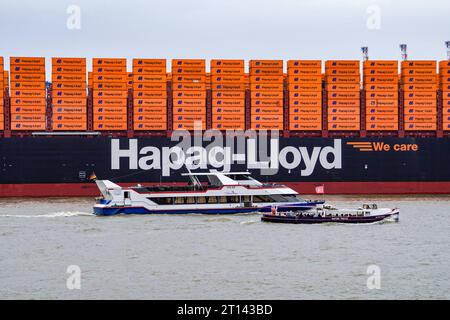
[261,203,399,224]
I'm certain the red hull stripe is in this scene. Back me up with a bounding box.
[0,182,450,197]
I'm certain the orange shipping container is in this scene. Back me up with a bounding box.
[364,69,398,76]
[402,68,436,76]
[287,60,321,68]
[173,99,206,107]
[325,76,360,84]
[10,57,45,66]
[94,91,128,99]
[328,99,360,107]
[366,91,398,99]
[52,74,86,82]
[52,66,86,74]
[212,122,245,130]
[404,107,436,115]
[210,60,244,68]
[94,122,127,130]
[52,57,86,66]
[366,107,399,115]
[11,114,46,122]
[213,115,245,122]
[212,107,245,115]
[93,106,127,114]
[289,99,321,107]
[54,82,87,90]
[404,123,436,131]
[325,61,359,68]
[328,107,360,115]
[133,82,167,91]
[404,100,436,107]
[93,98,127,106]
[11,106,46,114]
[172,122,206,130]
[172,75,206,83]
[134,91,167,99]
[251,115,283,122]
[250,76,283,83]
[10,82,45,90]
[328,92,359,99]
[250,122,283,130]
[250,83,283,91]
[172,67,205,75]
[11,65,45,74]
[133,59,166,68]
[326,84,360,91]
[212,99,245,107]
[405,115,436,122]
[366,123,398,130]
[290,107,322,115]
[11,98,46,106]
[366,99,398,107]
[95,115,127,122]
[93,74,128,82]
[211,75,246,83]
[325,69,360,76]
[366,115,398,122]
[212,91,245,99]
[289,114,322,122]
[251,99,283,107]
[53,98,87,107]
[401,76,436,84]
[250,68,283,76]
[133,99,167,107]
[11,73,45,82]
[363,76,398,84]
[53,114,87,122]
[288,83,322,91]
[287,68,321,76]
[252,91,283,99]
[53,122,87,131]
[134,106,167,114]
[172,60,205,68]
[93,82,127,91]
[53,107,86,114]
[174,114,206,122]
[210,68,244,76]
[173,106,205,115]
[93,58,126,67]
[134,122,167,130]
[53,90,87,98]
[134,67,167,74]
[401,61,436,69]
[289,91,321,99]
[211,83,246,91]
[289,122,322,130]
[328,115,359,122]
[11,122,46,130]
[363,61,398,69]
[133,114,166,122]
[328,122,360,130]
[249,60,283,68]
[251,107,284,115]
[288,75,322,83]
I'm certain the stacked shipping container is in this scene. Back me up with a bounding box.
[92,58,128,130]
[172,59,206,130]
[51,58,87,131]
[249,60,284,130]
[287,60,322,130]
[132,59,167,130]
[210,59,246,130]
[0,57,3,131]
[10,57,46,131]
[325,61,361,131]
[363,60,399,131]
[401,61,437,131]
[440,61,450,131]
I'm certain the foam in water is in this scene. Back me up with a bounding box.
[0,211,94,218]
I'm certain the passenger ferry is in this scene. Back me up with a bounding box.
[93,171,324,215]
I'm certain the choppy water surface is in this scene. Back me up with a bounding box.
[0,195,449,299]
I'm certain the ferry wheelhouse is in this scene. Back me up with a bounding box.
[93,171,324,215]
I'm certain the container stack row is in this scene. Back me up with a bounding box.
[211,59,246,130]
[132,59,167,130]
[325,61,361,131]
[401,61,437,131]
[441,61,450,131]
[0,57,4,131]
[287,60,322,131]
[249,60,284,130]
[92,58,128,131]
[10,57,46,131]
[172,60,206,130]
[51,58,87,131]
[363,60,399,131]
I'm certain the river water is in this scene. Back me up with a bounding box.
[0,195,449,300]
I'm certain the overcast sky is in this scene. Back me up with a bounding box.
[0,0,449,73]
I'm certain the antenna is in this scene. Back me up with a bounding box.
[361,47,369,61]
[400,44,408,61]
[446,41,450,60]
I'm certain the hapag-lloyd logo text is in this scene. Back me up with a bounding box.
[111,131,342,176]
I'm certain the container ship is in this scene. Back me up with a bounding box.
[1,46,450,197]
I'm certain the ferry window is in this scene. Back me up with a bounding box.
[269,195,289,202]
[253,195,272,202]
[226,196,239,203]
[218,196,227,203]
[174,197,185,204]
[150,197,173,205]
[124,191,130,199]
[197,197,206,204]
[207,196,218,204]
[186,197,195,204]
[242,195,251,202]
